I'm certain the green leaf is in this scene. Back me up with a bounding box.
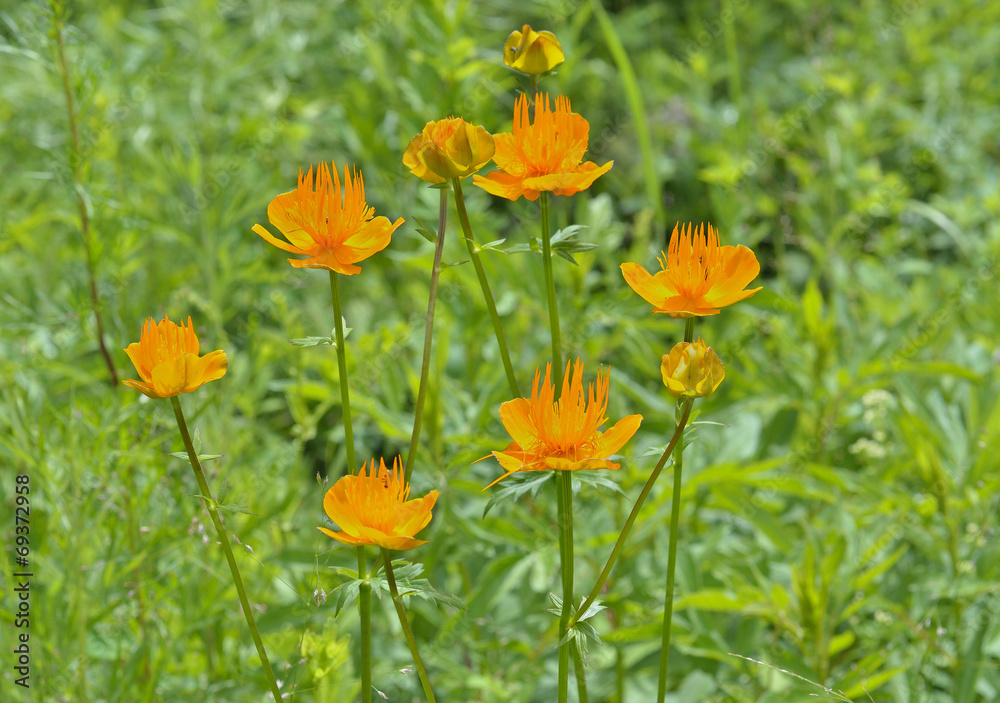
[169,450,223,464]
[412,216,440,243]
[483,473,554,518]
[572,472,625,497]
[289,336,336,347]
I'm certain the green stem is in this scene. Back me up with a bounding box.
[572,645,589,703]
[358,547,372,703]
[451,178,520,397]
[52,0,118,388]
[657,317,695,701]
[169,397,281,703]
[568,401,693,629]
[539,192,564,387]
[404,188,449,485]
[557,471,574,703]
[330,271,357,474]
[382,549,437,702]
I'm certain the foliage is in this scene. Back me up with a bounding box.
[1,0,999,701]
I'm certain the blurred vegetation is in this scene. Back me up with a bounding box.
[1,0,999,701]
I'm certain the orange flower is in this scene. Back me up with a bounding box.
[484,360,642,489]
[252,161,402,274]
[319,458,439,551]
[661,339,725,399]
[473,93,613,202]
[123,315,227,399]
[403,117,495,184]
[503,25,565,76]
[620,223,762,317]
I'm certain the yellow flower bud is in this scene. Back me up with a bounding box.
[660,339,725,399]
[402,117,495,184]
[503,25,565,76]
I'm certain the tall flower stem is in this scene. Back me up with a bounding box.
[52,0,118,387]
[539,192,563,387]
[451,178,520,397]
[329,272,370,700]
[329,272,358,474]
[358,547,372,703]
[556,471,574,703]
[657,317,695,700]
[568,400,693,629]
[382,549,437,702]
[538,191,581,701]
[404,188,449,485]
[169,397,281,702]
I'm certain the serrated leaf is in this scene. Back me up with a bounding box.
[218,504,258,516]
[480,238,507,251]
[412,216,440,243]
[169,451,224,464]
[368,560,465,610]
[550,225,587,244]
[290,336,336,347]
[483,473,554,517]
[572,472,625,497]
[576,599,607,622]
[555,249,579,265]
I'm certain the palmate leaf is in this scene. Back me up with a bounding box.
[330,561,464,617]
[482,473,554,518]
[548,594,607,664]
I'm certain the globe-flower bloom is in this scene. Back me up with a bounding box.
[661,339,725,399]
[473,93,613,202]
[503,25,565,76]
[484,360,642,489]
[252,161,402,274]
[620,223,762,317]
[123,315,227,399]
[402,117,495,184]
[319,458,439,551]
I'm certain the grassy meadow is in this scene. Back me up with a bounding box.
[2,0,1000,701]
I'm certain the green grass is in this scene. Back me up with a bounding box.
[2,0,1000,701]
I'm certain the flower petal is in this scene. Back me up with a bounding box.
[595,414,643,456]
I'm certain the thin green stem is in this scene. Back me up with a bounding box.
[451,178,520,397]
[657,317,694,701]
[330,272,357,474]
[539,192,564,387]
[657,429,686,701]
[51,0,118,387]
[169,397,281,703]
[358,546,372,703]
[557,471,574,703]
[404,188,449,485]
[382,549,437,702]
[568,401,693,629]
[572,645,589,703]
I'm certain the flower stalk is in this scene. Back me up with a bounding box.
[169,396,281,702]
[451,178,520,397]
[330,272,358,474]
[382,549,437,702]
[657,316,696,700]
[404,188,449,485]
[52,0,118,388]
[568,399,693,629]
[357,547,372,703]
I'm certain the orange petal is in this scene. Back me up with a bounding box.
[542,457,619,471]
[318,526,371,547]
[395,491,439,537]
[498,398,537,450]
[123,342,151,383]
[198,350,228,386]
[473,171,532,201]
[621,262,672,308]
[596,414,643,456]
[122,379,162,399]
[252,223,308,255]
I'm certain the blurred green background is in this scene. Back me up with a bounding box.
[2,0,1000,701]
